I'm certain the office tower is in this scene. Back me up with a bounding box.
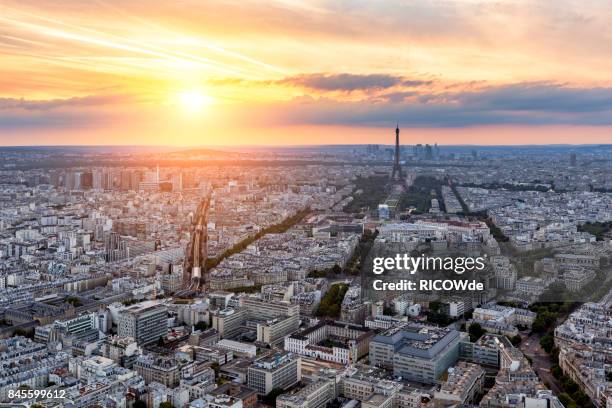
[92,169,103,190]
[241,298,299,319]
[104,232,126,262]
[80,171,93,189]
[63,171,76,190]
[171,173,183,192]
[414,143,424,159]
[117,303,168,346]
[369,323,467,384]
[120,170,132,191]
[366,144,379,154]
[130,171,142,190]
[247,351,301,395]
[211,308,248,339]
[425,144,433,160]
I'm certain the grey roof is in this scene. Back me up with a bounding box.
[372,324,460,359]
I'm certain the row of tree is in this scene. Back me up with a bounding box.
[315,283,349,318]
[530,302,594,408]
[205,208,311,270]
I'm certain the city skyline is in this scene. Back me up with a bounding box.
[0,107,610,406]
[2,0,612,146]
[0,0,610,400]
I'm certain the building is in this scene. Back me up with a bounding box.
[100,335,140,368]
[193,395,243,408]
[433,362,485,407]
[459,333,510,367]
[237,297,301,345]
[241,297,300,319]
[554,302,612,408]
[277,379,335,408]
[369,323,466,384]
[0,337,69,400]
[285,320,374,364]
[474,305,533,325]
[117,303,167,346]
[340,364,426,408]
[191,345,234,365]
[134,355,180,388]
[491,256,517,290]
[210,383,258,408]
[161,272,183,294]
[257,314,300,345]
[211,308,247,339]
[365,314,405,330]
[515,276,547,299]
[468,304,536,337]
[216,339,257,358]
[247,351,301,395]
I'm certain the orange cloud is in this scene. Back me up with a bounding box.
[2,0,612,145]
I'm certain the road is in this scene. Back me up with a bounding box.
[519,331,563,395]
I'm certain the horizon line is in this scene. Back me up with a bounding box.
[1,143,611,148]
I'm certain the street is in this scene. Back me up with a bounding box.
[519,332,563,395]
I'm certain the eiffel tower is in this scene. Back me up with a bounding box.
[391,124,403,180]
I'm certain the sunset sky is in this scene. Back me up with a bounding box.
[2,0,612,146]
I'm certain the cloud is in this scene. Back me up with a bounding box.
[245,82,612,128]
[5,83,612,132]
[0,94,134,130]
[457,83,612,113]
[0,95,130,111]
[279,73,432,91]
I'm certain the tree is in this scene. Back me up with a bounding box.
[468,323,486,342]
[13,327,33,338]
[382,304,395,315]
[540,334,555,353]
[558,393,576,408]
[194,321,208,331]
[510,334,522,347]
[561,376,579,395]
[572,390,592,407]
[331,264,342,274]
[315,283,348,318]
[65,296,83,307]
[263,388,284,406]
[159,402,175,408]
[429,301,442,312]
[133,400,147,408]
[211,362,220,377]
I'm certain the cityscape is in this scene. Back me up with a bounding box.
[0,132,610,408]
[1,0,612,407]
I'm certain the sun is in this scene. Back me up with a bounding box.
[178,90,214,112]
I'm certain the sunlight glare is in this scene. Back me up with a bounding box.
[178,90,213,112]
